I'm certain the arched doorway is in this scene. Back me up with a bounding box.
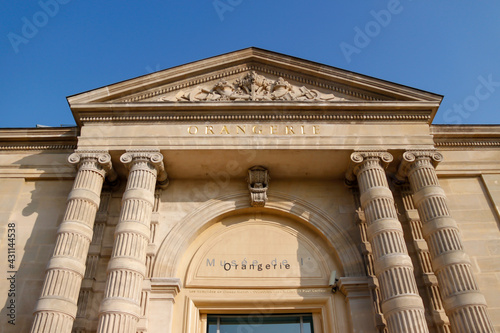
[151,193,370,333]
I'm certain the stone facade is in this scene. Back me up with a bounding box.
[0,48,499,333]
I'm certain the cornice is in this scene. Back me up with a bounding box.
[0,127,78,137]
[0,144,77,151]
[72,101,436,125]
[434,140,500,148]
[79,113,431,123]
[431,125,500,149]
[0,127,78,151]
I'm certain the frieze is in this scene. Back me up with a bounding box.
[186,124,320,135]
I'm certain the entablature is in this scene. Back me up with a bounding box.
[0,127,78,151]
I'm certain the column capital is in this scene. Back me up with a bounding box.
[120,150,168,189]
[345,151,393,185]
[396,150,443,180]
[68,150,117,183]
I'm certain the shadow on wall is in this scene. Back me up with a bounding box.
[0,152,74,333]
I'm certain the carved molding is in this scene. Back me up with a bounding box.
[158,71,346,102]
[80,113,431,124]
[435,140,500,148]
[150,278,182,298]
[247,166,270,207]
[338,277,371,299]
[431,126,500,149]
[0,144,76,151]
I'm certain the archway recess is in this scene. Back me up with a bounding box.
[153,191,364,279]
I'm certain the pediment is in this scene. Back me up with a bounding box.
[67,47,443,125]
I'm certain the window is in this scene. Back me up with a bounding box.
[207,314,314,333]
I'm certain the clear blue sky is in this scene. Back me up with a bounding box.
[1,1,499,127]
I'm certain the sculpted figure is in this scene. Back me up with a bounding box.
[158,71,344,102]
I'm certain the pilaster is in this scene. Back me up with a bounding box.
[148,278,181,333]
[96,150,167,333]
[397,150,495,333]
[352,188,387,333]
[73,189,112,333]
[31,151,116,333]
[338,277,379,333]
[346,151,429,333]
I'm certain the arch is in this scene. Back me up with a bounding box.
[153,190,364,278]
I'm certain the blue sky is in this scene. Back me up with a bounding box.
[1,1,499,127]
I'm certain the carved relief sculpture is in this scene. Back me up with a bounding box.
[158,71,345,102]
[247,166,269,207]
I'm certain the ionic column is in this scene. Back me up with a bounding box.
[31,151,116,333]
[346,151,428,333]
[397,151,495,333]
[97,150,167,333]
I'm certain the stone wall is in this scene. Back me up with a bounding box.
[0,179,72,332]
[441,176,500,331]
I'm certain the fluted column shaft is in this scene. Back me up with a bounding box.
[31,151,116,333]
[347,152,428,333]
[398,151,495,333]
[97,151,167,333]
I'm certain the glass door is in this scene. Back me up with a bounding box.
[207,314,314,333]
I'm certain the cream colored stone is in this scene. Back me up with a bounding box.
[97,151,166,333]
[1,49,500,333]
[347,152,428,333]
[31,151,115,333]
[399,151,495,332]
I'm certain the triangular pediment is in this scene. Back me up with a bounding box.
[67,47,443,125]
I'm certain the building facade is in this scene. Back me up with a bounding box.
[1,48,499,333]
